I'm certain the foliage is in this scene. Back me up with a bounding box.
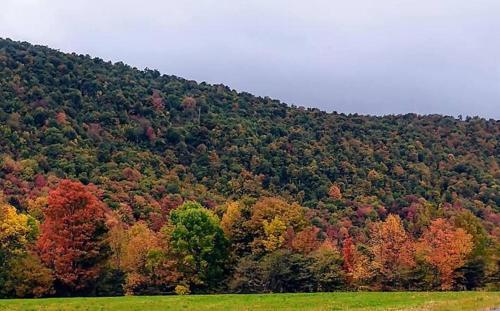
[174,284,190,295]
[309,241,346,291]
[228,256,265,293]
[36,180,109,294]
[0,200,38,297]
[0,201,34,256]
[259,250,315,293]
[247,197,306,254]
[168,201,229,290]
[417,218,474,290]
[110,222,179,295]
[368,214,415,289]
[0,38,498,297]
[3,252,54,298]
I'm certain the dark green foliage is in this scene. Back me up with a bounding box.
[259,250,316,293]
[0,38,498,216]
[309,247,346,291]
[228,256,265,293]
[94,268,125,297]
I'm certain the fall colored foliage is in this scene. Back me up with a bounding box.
[342,236,373,287]
[328,185,342,200]
[4,252,54,298]
[37,180,109,293]
[417,218,474,290]
[248,197,306,253]
[291,227,322,254]
[0,201,34,256]
[368,214,415,288]
[0,39,498,297]
[110,222,179,295]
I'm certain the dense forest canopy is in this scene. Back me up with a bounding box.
[0,38,498,297]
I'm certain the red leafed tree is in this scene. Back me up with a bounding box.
[342,236,372,288]
[55,112,67,125]
[291,227,322,254]
[37,180,109,293]
[150,89,165,111]
[342,236,355,277]
[417,218,473,290]
[145,126,156,141]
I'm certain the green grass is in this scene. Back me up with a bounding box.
[0,292,499,311]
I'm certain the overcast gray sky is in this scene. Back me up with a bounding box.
[1,0,499,118]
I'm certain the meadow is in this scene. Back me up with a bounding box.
[0,292,499,311]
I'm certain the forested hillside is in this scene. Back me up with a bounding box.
[0,38,498,297]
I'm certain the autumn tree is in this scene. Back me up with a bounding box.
[342,236,373,289]
[328,184,342,200]
[37,180,109,294]
[247,197,306,254]
[0,201,38,297]
[27,195,48,221]
[109,222,179,295]
[0,201,35,258]
[369,214,415,289]
[220,201,253,257]
[417,218,473,290]
[181,96,197,110]
[4,252,54,298]
[452,210,490,289]
[167,201,229,290]
[150,89,165,111]
[221,201,243,239]
[291,227,322,254]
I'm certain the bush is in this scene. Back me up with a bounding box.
[175,284,190,295]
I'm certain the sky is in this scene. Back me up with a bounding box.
[1,0,499,119]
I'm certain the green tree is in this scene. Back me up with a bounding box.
[309,241,346,291]
[167,201,229,291]
[259,249,315,293]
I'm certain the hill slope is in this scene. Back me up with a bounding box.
[0,38,498,213]
[1,38,500,296]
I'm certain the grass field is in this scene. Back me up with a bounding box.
[0,292,499,311]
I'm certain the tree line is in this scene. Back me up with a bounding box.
[0,179,497,297]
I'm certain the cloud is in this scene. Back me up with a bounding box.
[1,0,499,118]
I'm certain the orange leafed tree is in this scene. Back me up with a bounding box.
[342,236,373,288]
[110,222,179,295]
[328,185,342,200]
[291,227,322,254]
[417,218,473,290]
[369,214,415,288]
[37,180,109,293]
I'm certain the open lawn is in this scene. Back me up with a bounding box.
[0,292,499,311]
